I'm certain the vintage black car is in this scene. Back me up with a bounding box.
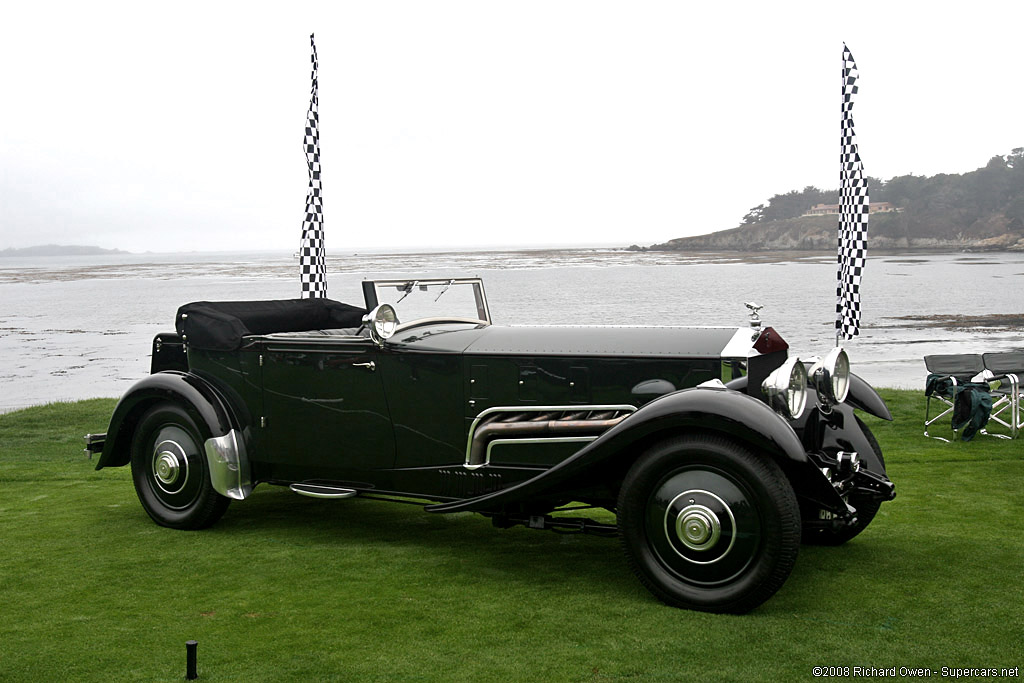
[88,277,895,614]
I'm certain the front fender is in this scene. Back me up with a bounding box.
[427,386,808,514]
[845,374,892,421]
[95,371,236,471]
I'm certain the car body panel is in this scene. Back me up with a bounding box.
[376,343,467,470]
[463,325,746,358]
[95,279,893,531]
[98,320,888,516]
[260,337,396,475]
[428,386,811,513]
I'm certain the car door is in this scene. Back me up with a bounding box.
[259,335,396,478]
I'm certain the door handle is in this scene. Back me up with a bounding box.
[352,361,376,372]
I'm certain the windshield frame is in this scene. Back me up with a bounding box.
[361,277,492,328]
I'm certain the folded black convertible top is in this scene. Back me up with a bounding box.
[176,299,367,351]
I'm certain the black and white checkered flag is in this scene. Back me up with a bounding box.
[836,43,868,341]
[299,33,327,299]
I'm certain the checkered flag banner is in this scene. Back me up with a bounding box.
[836,43,868,341]
[299,33,327,298]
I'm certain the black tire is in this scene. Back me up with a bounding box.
[617,434,801,614]
[130,403,230,530]
[803,417,884,546]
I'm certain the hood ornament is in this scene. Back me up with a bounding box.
[745,302,763,340]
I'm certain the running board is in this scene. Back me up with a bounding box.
[289,483,358,499]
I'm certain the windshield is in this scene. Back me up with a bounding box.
[364,278,491,327]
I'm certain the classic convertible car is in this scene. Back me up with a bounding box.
[87,277,895,614]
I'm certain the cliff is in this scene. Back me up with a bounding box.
[646,213,1024,252]
[643,150,1024,252]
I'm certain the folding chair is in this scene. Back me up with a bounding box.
[923,354,1001,442]
[982,352,1024,438]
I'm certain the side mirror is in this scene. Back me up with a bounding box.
[363,304,399,347]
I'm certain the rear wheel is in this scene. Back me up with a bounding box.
[617,434,801,614]
[130,403,230,530]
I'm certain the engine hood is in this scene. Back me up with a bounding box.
[464,325,753,359]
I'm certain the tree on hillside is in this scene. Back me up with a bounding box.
[735,148,1024,240]
[740,186,838,225]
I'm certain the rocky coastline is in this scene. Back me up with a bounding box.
[632,215,1024,253]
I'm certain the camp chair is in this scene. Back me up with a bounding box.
[982,352,1024,438]
[923,354,1001,442]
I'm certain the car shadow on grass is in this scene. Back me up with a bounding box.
[211,485,639,597]
[185,484,903,614]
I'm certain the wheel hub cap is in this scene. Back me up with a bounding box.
[660,488,739,567]
[155,451,180,485]
[676,504,721,551]
[648,471,764,586]
[152,439,190,495]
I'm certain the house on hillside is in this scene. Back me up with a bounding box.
[803,202,899,216]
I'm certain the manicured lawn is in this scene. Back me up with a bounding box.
[0,392,1021,681]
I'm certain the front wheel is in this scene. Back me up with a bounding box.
[130,403,230,530]
[617,434,801,614]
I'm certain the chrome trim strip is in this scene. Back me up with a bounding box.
[506,324,745,331]
[203,429,252,501]
[262,338,373,351]
[261,332,369,341]
[477,436,597,469]
[372,277,484,287]
[289,483,358,499]
[464,404,636,468]
[394,316,490,331]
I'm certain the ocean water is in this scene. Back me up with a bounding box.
[1,248,1022,413]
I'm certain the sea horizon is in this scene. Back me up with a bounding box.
[2,247,1022,413]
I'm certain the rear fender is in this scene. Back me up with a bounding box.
[96,371,253,500]
[427,386,811,514]
[96,371,235,468]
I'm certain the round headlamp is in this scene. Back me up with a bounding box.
[810,347,851,407]
[762,357,808,420]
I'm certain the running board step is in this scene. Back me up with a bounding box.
[289,483,358,499]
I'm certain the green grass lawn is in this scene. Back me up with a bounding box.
[1,392,1021,681]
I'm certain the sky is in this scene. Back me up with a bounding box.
[1,0,1022,253]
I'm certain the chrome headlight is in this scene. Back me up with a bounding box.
[810,347,850,407]
[762,357,808,420]
[363,304,399,346]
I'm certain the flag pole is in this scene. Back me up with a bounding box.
[835,43,868,346]
[299,33,327,299]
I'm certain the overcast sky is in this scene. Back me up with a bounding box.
[1,1,1021,253]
